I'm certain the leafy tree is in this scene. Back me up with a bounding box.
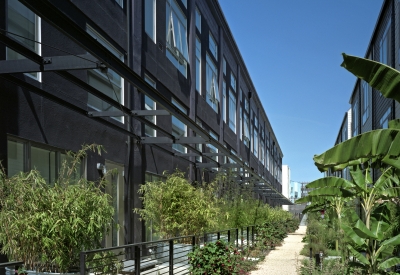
[297,54,400,274]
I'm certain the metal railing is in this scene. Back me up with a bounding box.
[0,226,260,275]
[79,226,257,275]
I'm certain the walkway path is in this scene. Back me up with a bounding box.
[250,216,307,275]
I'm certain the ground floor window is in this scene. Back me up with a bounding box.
[7,138,84,183]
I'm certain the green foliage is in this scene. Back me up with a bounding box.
[0,144,115,273]
[88,251,124,275]
[298,55,400,274]
[188,239,247,275]
[297,258,363,275]
[134,169,219,238]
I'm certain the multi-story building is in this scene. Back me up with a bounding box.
[332,0,400,181]
[0,0,289,250]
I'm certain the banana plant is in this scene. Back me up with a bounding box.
[297,54,400,273]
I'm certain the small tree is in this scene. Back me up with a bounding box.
[134,169,219,238]
[0,144,115,273]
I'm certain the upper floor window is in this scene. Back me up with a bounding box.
[352,99,358,137]
[166,0,189,77]
[115,0,123,7]
[206,54,219,112]
[7,0,41,81]
[145,0,156,42]
[207,131,219,167]
[239,107,242,141]
[222,81,227,122]
[253,130,258,157]
[362,81,370,125]
[195,37,201,93]
[231,73,236,91]
[195,7,201,33]
[229,91,236,133]
[209,32,218,60]
[172,99,187,153]
[181,0,187,8]
[244,97,249,113]
[380,23,391,66]
[243,113,250,147]
[87,26,124,122]
[144,75,156,137]
[380,108,391,129]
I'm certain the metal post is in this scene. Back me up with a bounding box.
[169,240,174,275]
[236,228,239,248]
[252,226,255,246]
[79,252,85,275]
[247,227,249,249]
[192,236,196,252]
[228,229,231,243]
[204,233,207,244]
[309,247,312,260]
[217,232,220,240]
[135,246,140,275]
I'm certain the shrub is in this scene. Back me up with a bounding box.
[188,239,247,275]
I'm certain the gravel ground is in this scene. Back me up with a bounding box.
[250,225,307,275]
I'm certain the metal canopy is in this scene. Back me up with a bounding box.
[3,0,291,206]
[0,53,101,74]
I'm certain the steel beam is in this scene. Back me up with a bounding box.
[196,163,219,168]
[88,111,125,117]
[140,137,173,144]
[131,110,170,116]
[175,137,209,144]
[0,54,100,74]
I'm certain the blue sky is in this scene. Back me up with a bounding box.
[218,1,384,182]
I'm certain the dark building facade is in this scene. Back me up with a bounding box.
[332,0,400,181]
[0,0,286,249]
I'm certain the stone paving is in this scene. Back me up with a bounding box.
[250,216,307,275]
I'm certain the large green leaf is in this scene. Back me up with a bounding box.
[313,128,400,172]
[370,204,391,241]
[353,219,376,240]
[378,257,400,270]
[341,53,400,103]
[379,234,400,247]
[308,187,354,198]
[347,244,369,265]
[306,177,355,189]
[341,223,365,246]
[349,166,369,193]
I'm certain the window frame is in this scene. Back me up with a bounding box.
[195,36,201,93]
[209,32,218,61]
[144,0,156,43]
[228,90,236,133]
[171,99,187,153]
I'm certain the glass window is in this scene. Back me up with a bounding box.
[206,54,219,112]
[380,23,391,66]
[7,140,25,177]
[145,0,156,42]
[7,0,41,81]
[352,99,358,137]
[239,107,242,140]
[253,131,258,157]
[362,81,370,125]
[105,161,124,247]
[207,131,219,169]
[87,26,124,122]
[181,0,187,8]
[195,37,201,93]
[144,75,156,137]
[195,7,201,33]
[223,57,226,75]
[260,141,265,163]
[195,118,203,163]
[380,108,391,129]
[266,149,270,171]
[222,81,227,122]
[231,73,236,91]
[229,90,236,133]
[243,113,250,147]
[172,99,187,153]
[209,32,218,60]
[244,97,249,113]
[31,146,56,184]
[166,0,189,77]
[115,0,123,7]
